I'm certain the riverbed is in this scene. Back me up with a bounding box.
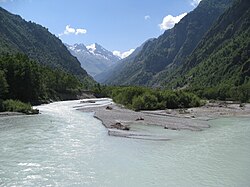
[0,99,249,186]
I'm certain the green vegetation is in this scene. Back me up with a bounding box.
[0,0,249,117]
[0,99,38,114]
[94,86,202,111]
[0,7,94,84]
[104,0,234,86]
[103,0,249,103]
[188,83,250,103]
[0,53,86,113]
[162,0,250,102]
[0,7,96,114]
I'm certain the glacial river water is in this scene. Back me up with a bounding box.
[0,99,249,187]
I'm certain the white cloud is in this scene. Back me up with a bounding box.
[159,12,187,30]
[144,15,151,20]
[76,28,87,35]
[64,25,75,35]
[190,0,202,7]
[59,25,87,36]
[113,49,135,59]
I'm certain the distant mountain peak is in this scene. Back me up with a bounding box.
[66,42,120,78]
[0,7,92,82]
[66,43,87,53]
[86,43,97,53]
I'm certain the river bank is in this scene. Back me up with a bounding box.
[79,99,250,134]
[0,111,24,117]
[0,91,96,118]
[1,99,250,186]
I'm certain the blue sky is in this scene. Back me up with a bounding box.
[0,0,201,57]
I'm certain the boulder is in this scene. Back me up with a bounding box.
[136,116,144,121]
[106,106,113,110]
[110,122,130,131]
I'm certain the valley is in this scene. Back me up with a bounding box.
[0,0,250,186]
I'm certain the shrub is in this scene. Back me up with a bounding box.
[2,99,33,114]
[103,86,203,111]
[0,99,4,112]
[131,96,144,111]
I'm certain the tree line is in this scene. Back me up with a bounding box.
[93,85,202,111]
[0,53,84,113]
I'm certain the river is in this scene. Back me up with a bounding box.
[0,99,249,187]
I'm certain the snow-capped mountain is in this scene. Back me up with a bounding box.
[65,43,120,78]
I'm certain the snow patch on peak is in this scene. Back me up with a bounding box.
[86,43,96,54]
[69,46,76,51]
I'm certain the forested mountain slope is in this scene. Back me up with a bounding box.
[0,7,93,83]
[105,0,234,86]
[161,0,250,90]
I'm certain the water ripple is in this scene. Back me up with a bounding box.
[0,100,249,186]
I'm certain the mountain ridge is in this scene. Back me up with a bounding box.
[162,0,250,90]
[100,38,155,84]
[105,0,235,86]
[66,43,120,79]
[0,7,93,84]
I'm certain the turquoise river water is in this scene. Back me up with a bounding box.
[0,99,249,187]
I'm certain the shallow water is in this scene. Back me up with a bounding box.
[0,99,249,187]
